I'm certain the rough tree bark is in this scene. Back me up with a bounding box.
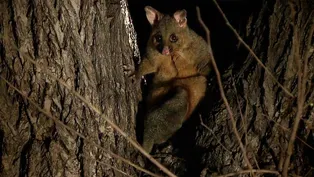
[0,0,142,176]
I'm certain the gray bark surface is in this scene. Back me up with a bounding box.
[0,0,141,176]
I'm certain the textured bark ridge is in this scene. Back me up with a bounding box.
[0,0,140,176]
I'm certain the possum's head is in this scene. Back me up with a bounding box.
[145,6,189,56]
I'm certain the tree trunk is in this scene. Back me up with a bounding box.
[0,0,141,176]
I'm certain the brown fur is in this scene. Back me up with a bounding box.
[125,6,211,153]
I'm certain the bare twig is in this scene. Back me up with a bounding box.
[262,114,314,151]
[304,167,314,177]
[200,115,243,168]
[0,76,161,177]
[77,151,134,177]
[89,159,134,176]
[216,169,279,177]
[283,3,313,176]
[231,75,260,170]
[18,54,176,177]
[211,0,294,98]
[196,6,253,171]
[231,75,247,140]
[199,115,231,153]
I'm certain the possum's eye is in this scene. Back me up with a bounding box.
[154,34,162,43]
[169,33,178,43]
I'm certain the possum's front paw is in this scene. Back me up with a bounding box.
[123,64,142,101]
[123,64,135,77]
[137,90,143,101]
[122,64,138,85]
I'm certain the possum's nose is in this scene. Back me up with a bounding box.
[162,46,170,55]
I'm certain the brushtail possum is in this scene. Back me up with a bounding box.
[124,6,211,153]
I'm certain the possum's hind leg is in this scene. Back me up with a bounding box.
[142,88,188,153]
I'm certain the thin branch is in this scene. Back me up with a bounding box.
[211,0,294,98]
[77,151,134,177]
[216,169,279,177]
[231,75,247,140]
[196,6,253,171]
[304,167,314,177]
[199,115,231,153]
[283,3,313,175]
[81,156,134,177]
[20,54,176,177]
[0,76,162,177]
[231,75,260,170]
[200,115,244,169]
[262,114,314,151]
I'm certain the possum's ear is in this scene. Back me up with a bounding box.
[173,9,187,28]
[144,6,163,25]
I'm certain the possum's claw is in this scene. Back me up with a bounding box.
[123,64,135,77]
[123,64,143,101]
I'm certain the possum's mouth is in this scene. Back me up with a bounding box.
[157,44,173,56]
[162,46,171,55]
